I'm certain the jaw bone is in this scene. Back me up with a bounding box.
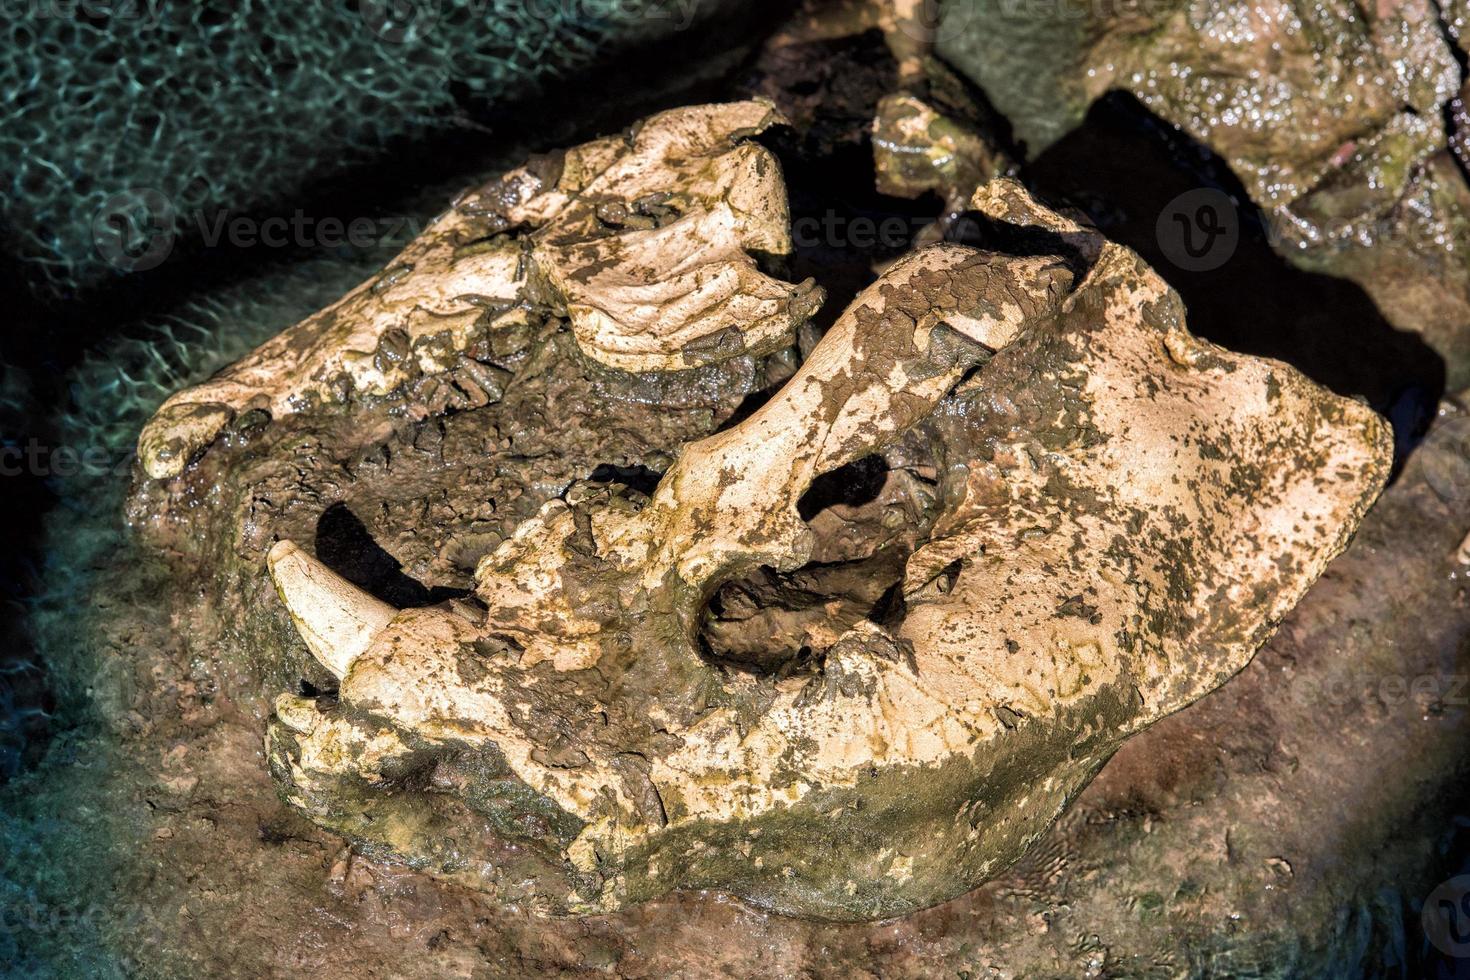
[261,179,1391,920]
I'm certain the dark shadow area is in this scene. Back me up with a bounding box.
[744,29,948,330]
[314,503,467,608]
[1422,814,1470,978]
[942,206,1096,282]
[712,376,786,433]
[797,454,888,521]
[0,253,58,779]
[586,462,663,497]
[1025,92,1445,469]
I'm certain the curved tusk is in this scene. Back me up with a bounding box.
[267,540,396,679]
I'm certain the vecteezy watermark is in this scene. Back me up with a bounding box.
[1155,188,1239,272]
[359,0,439,42]
[894,0,975,46]
[0,895,177,973]
[93,189,176,274]
[359,0,702,43]
[892,0,1180,42]
[1152,185,1456,274]
[791,211,921,251]
[987,0,1183,24]
[0,897,107,936]
[1289,670,1470,711]
[1424,875,1470,957]
[1,0,164,22]
[193,209,423,251]
[1422,413,1470,504]
[93,189,425,271]
[0,440,137,478]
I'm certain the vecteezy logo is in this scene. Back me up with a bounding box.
[360,0,441,42]
[1424,875,1470,957]
[896,0,975,46]
[1422,412,1470,504]
[1156,188,1239,272]
[92,188,176,273]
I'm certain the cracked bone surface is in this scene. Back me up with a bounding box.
[136,100,819,479]
[262,178,1390,920]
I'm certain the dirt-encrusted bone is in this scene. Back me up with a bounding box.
[137,100,819,479]
[261,179,1389,920]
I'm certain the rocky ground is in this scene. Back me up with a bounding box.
[6,2,1470,977]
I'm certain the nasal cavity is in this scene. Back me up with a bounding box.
[697,454,934,676]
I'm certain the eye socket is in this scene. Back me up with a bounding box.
[796,454,888,521]
[697,454,938,677]
[585,462,663,497]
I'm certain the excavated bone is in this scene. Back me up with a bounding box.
[258,177,1390,920]
[137,100,820,479]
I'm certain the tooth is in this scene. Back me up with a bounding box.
[267,540,395,678]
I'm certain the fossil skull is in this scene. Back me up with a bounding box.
[137,100,819,479]
[259,173,1389,919]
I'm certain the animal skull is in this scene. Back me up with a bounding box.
[256,166,1389,919]
[137,100,820,479]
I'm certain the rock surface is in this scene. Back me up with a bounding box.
[5,3,1470,976]
[937,0,1470,385]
